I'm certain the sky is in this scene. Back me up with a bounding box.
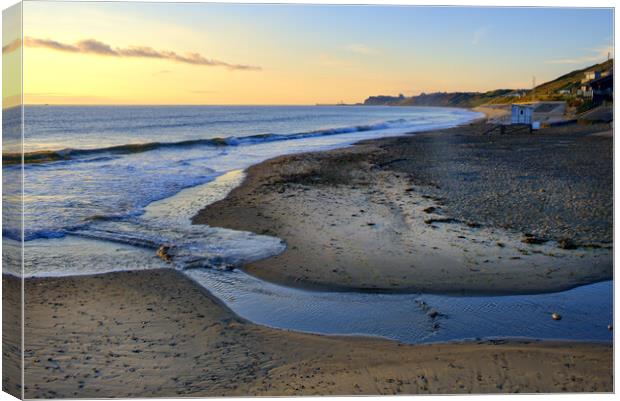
[2,2,21,109]
[2,2,614,106]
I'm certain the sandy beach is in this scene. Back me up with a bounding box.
[4,114,614,398]
[5,270,612,398]
[194,121,612,294]
[3,3,615,397]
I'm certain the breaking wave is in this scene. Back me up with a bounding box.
[5,118,414,165]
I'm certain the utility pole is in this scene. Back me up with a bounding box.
[532,76,536,100]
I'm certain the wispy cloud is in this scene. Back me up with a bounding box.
[317,53,351,68]
[345,43,378,55]
[472,26,489,46]
[16,37,261,71]
[152,70,173,76]
[545,45,613,65]
[2,38,21,54]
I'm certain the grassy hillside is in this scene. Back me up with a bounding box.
[363,59,613,108]
[488,58,613,104]
[363,90,514,107]
[400,89,514,107]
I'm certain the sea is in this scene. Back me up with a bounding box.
[2,105,612,344]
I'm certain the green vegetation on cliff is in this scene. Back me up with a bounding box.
[363,59,613,108]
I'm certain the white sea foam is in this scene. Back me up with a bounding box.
[11,105,608,345]
[8,106,482,242]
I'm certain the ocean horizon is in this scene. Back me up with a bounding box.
[2,2,614,396]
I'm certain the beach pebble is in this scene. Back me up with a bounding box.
[551,312,562,321]
[156,244,174,262]
[557,238,578,250]
[522,233,547,245]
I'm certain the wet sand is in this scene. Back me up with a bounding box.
[5,271,612,397]
[194,122,612,294]
[6,120,613,397]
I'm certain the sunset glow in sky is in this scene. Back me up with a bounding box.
[3,2,614,106]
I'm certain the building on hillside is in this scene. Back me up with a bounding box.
[590,74,613,104]
[511,104,534,124]
[578,71,613,103]
[577,84,593,98]
[582,70,602,83]
[578,67,613,100]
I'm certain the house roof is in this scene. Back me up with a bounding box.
[589,74,613,87]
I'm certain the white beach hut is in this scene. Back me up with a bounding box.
[511,104,534,124]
